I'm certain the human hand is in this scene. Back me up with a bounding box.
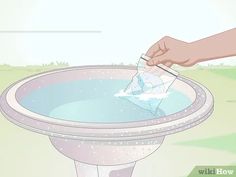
[146,36,196,67]
[146,29,236,67]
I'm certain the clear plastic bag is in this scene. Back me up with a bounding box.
[116,54,178,115]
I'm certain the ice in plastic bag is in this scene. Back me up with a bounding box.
[115,54,179,115]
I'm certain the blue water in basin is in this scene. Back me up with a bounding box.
[20,79,192,123]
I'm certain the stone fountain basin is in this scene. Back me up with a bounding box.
[0,65,213,166]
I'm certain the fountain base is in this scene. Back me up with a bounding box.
[75,161,135,177]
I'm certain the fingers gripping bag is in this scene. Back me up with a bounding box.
[116,54,179,115]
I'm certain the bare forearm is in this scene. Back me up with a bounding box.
[189,28,236,63]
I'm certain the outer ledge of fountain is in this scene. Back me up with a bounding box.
[0,68,213,140]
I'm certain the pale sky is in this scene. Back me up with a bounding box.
[0,0,236,66]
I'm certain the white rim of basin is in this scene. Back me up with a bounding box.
[0,65,214,141]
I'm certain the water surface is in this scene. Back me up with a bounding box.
[20,79,191,123]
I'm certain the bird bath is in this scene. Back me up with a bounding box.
[0,65,214,177]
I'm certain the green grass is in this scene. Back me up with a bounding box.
[176,133,236,154]
[209,68,236,80]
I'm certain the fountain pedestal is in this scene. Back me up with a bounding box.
[75,161,135,177]
[49,136,164,177]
